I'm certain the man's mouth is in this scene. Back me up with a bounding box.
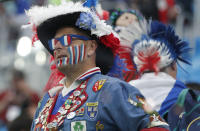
[56,55,67,59]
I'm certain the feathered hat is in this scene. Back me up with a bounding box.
[105,9,144,81]
[110,9,143,26]
[131,20,191,74]
[25,1,120,74]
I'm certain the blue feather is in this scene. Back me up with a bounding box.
[83,0,98,8]
[148,21,191,65]
[107,55,129,80]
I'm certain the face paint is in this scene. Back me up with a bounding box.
[56,44,86,67]
[48,34,91,51]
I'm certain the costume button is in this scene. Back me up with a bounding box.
[67,112,76,119]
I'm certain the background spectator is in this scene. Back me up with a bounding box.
[0,69,40,126]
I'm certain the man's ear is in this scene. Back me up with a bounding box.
[87,40,97,56]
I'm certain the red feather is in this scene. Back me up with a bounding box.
[116,47,139,81]
[138,51,161,75]
[99,33,120,52]
[31,24,39,46]
[43,55,65,92]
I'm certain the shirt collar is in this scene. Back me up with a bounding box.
[48,67,101,97]
[61,67,101,96]
[76,67,101,81]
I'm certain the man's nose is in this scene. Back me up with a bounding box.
[54,41,64,50]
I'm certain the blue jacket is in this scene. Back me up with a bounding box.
[32,73,169,131]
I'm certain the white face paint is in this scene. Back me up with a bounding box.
[56,44,86,67]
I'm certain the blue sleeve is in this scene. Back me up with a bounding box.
[31,93,50,131]
[100,79,154,131]
[159,80,186,116]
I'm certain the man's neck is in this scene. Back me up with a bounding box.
[64,65,96,88]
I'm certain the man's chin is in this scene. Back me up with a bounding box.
[57,64,77,73]
[57,64,70,73]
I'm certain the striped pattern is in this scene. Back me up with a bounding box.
[68,46,74,65]
[78,67,101,81]
[60,35,71,46]
[62,57,69,66]
[57,58,62,67]
[80,44,86,62]
[48,39,58,50]
[74,45,80,64]
[56,44,86,67]
[48,35,72,50]
[57,57,69,67]
[68,44,86,65]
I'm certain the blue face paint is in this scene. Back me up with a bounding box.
[56,44,86,67]
[48,34,91,51]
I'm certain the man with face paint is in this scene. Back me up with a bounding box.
[25,1,169,131]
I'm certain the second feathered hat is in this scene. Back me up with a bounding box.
[131,20,191,74]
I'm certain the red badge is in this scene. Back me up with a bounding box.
[93,81,99,92]
[92,79,106,92]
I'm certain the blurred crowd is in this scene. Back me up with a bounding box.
[0,70,40,130]
[0,0,199,131]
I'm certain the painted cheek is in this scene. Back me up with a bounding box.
[80,44,86,62]
[68,46,74,65]
[74,45,79,64]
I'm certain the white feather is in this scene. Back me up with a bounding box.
[25,2,118,39]
[117,19,149,47]
[133,39,173,72]
[26,2,90,26]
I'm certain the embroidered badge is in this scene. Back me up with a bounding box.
[136,95,154,113]
[86,102,98,119]
[71,121,86,131]
[96,121,104,131]
[129,96,168,128]
[93,79,106,92]
[149,114,168,128]
[76,107,85,117]
[128,95,154,114]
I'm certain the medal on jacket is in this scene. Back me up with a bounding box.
[34,79,89,130]
[47,79,89,128]
[35,93,59,130]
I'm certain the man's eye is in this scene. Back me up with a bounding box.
[71,38,80,41]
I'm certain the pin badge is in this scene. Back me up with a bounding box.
[47,122,57,128]
[59,107,68,114]
[80,95,86,100]
[65,99,72,105]
[76,101,81,105]
[67,112,76,119]
[74,91,81,96]
[65,104,71,110]
[70,105,78,111]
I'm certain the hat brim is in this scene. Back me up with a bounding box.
[37,12,114,74]
[37,12,81,55]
